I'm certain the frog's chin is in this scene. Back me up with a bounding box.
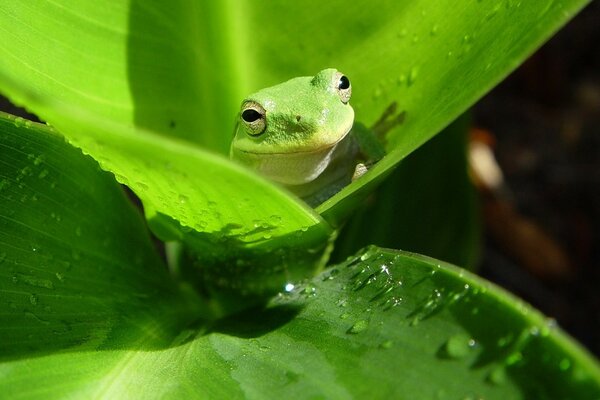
[233,131,351,186]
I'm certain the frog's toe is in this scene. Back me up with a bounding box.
[352,163,368,181]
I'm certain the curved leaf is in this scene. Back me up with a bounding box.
[0,112,191,360]
[0,1,590,225]
[2,243,599,398]
[0,76,332,263]
[0,1,240,151]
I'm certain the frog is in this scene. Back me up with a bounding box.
[230,68,390,207]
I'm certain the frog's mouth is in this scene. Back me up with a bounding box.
[233,128,353,186]
[237,125,351,156]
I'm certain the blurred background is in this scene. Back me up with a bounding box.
[1,2,598,355]
[473,2,599,356]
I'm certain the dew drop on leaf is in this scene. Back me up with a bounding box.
[407,66,419,86]
[443,333,476,359]
[486,366,507,385]
[505,351,523,366]
[340,312,351,320]
[347,319,369,334]
[559,358,571,371]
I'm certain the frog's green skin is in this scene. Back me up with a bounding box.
[230,68,383,206]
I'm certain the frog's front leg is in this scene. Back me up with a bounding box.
[350,101,406,181]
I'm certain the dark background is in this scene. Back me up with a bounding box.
[474,3,600,355]
[1,3,598,355]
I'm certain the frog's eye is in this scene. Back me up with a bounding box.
[335,72,352,104]
[240,102,266,136]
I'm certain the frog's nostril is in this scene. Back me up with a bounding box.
[296,115,302,122]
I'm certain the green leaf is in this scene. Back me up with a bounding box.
[3,242,599,398]
[0,1,242,152]
[0,1,589,225]
[333,114,480,269]
[0,72,331,245]
[0,112,192,360]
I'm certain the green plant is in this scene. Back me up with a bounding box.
[1,1,598,398]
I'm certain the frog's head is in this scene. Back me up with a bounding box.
[230,69,354,185]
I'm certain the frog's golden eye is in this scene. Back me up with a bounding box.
[335,72,352,104]
[241,101,266,136]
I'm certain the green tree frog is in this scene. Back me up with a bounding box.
[230,68,386,206]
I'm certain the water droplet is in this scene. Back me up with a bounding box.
[379,340,394,349]
[486,366,506,385]
[443,334,476,359]
[269,215,282,225]
[75,227,82,237]
[33,155,44,166]
[559,358,571,371]
[55,272,64,282]
[113,173,130,186]
[382,296,402,310]
[302,284,316,297]
[284,283,295,292]
[339,312,351,320]
[505,351,523,366]
[29,293,38,305]
[497,334,513,348]
[38,169,49,179]
[430,25,439,36]
[372,87,382,99]
[347,319,369,334]
[408,66,419,86]
[396,74,407,86]
[13,117,27,128]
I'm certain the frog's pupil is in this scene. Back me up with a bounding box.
[242,109,262,123]
[338,76,350,90]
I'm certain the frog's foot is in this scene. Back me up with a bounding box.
[371,101,406,140]
[352,163,369,182]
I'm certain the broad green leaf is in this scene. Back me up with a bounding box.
[2,242,599,398]
[0,94,332,296]
[0,112,192,360]
[0,1,242,151]
[0,1,590,227]
[333,114,480,269]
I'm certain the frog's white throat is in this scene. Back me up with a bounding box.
[236,133,354,186]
